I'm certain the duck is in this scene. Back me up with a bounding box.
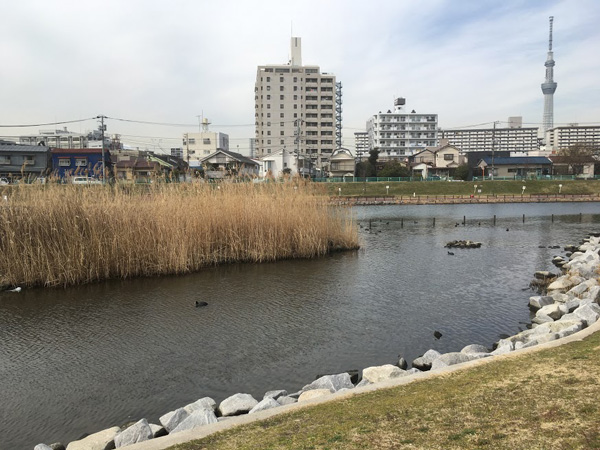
[195,301,208,307]
[447,251,455,255]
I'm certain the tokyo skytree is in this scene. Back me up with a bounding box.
[541,16,557,135]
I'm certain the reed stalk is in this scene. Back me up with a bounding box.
[0,182,358,288]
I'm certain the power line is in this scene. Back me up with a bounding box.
[0,117,97,128]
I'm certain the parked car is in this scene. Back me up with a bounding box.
[72,177,102,185]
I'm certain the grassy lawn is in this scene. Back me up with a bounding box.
[171,330,600,450]
[318,179,600,197]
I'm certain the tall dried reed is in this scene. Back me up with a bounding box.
[0,182,358,288]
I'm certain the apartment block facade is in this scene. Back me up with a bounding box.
[441,118,539,154]
[354,131,369,158]
[366,98,438,158]
[545,125,600,152]
[255,37,336,171]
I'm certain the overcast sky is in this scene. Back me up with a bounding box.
[1,0,598,154]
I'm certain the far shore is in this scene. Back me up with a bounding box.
[331,193,600,206]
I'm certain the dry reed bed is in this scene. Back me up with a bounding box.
[0,183,358,288]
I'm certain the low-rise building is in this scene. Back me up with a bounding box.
[183,120,229,169]
[409,143,465,178]
[51,148,112,180]
[0,144,50,180]
[328,148,355,178]
[201,149,259,179]
[476,156,552,178]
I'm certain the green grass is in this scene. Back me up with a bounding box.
[171,330,600,450]
[320,179,600,197]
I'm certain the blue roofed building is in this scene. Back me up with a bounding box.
[477,156,552,179]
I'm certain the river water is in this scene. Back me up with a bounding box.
[1,202,599,449]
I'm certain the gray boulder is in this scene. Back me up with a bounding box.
[148,424,167,438]
[50,444,66,450]
[534,319,584,336]
[574,303,600,326]
[218,393,259,417]
[405,368,422,375]
[355,378,373,388]
[568,282,590,297]
[430,352,473,370]
[565,299,581,313]
[184,397,216,414]
[411,349,442,371]
[249,397,280,414]
[302,373,353,393]
[277,396,298,406]
[521,333,560,349]
[397,357,408,370]
[547,276,574,291]
[263,390,287,400]
[171,409,218,434]
[537,303,568,320]
[65,427,120,450]
[532,313,554,325]
[362,364,406,383]
[529,296,554,310]
[35,445,53,450]
[585,286,600,303]
[460,344,489,355]
[159,407,189,432]
[115,419,153,448]
[298,389,331,402]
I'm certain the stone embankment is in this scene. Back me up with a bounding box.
[35,234,600,450]
[330,194,600,206]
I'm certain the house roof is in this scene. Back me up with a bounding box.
[0,144,49,153]
[479,156,552,166]
[549,155,596,164]
[201,149,259,166]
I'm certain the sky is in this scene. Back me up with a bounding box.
[1,0,598,154]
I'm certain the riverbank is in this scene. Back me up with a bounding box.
[330,193,600,206]
[0,183,358,288]
[321,179,600,197]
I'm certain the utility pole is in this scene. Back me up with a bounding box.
[295,119,303,177]
[97,115,106,184]
[491,121,498,181]
[185,133,190,182]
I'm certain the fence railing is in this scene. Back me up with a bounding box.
[314,175,599,183]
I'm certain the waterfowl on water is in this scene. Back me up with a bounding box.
[195,301,208,307]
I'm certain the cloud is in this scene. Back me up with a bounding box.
[0,0,598,150]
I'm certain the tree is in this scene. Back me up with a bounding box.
[378,161,410,177]
[556,144,598,176]
[368,148,380,170]
[453,164,469,181]
[355,161,375,177]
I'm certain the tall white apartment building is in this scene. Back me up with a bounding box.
[366,98,438,158]
[545,125,600,152]
[255,37,337,171]
[354,131,369,159]
[182,120,229,168]
[441,117,539,153]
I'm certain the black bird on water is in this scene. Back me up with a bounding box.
[195,301,208,307]
[506,228,510,232]
[447,251,455,255]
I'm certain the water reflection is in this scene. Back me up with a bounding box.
[1,202,599,448]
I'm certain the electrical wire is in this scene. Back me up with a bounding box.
[0,117,97,128]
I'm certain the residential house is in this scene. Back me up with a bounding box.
[409,143,465,178]
[201,149,260,179]
[476,156,552,178]
[259,149,297,178]
[51,148,112,180]
[328,148,355,178]
[0,144,50,180]
[549,155,596,178]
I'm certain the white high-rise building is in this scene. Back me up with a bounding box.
[354,131,369,159]
[366,98,438,158]
[255,37,337,172]
[545,125,600,152]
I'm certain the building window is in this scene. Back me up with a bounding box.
[0,156,11,165]
[203,138,211,145]
[294,104,297,109]
[280,140,284,144]
[266,77,270,82]
[294,86,298,91]
[280,104,284,109]
[267,113,271,118]
[280,95,284,100]
[267,149,271,154]
[267,95,271,100]
[267,121,271,126]
[294,113,298,118]
[293,77,297,82]
[294,95,298,100]
[444,154,454,161]
[266,86,271,91]
[58,158,70,167]
[280,122,284,126]
[74,157,87,167]
[267,140,271,144]
[280,131,284,136]
[280,76,284,82]
[280,86,284,91]
[267,131,271,135]
[267,104,271,109]
[280,113,284,118]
